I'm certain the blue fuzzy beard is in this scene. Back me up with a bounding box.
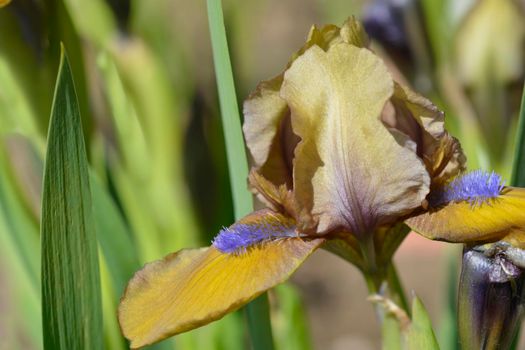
[212,217,297,254]
[429,170,505,207]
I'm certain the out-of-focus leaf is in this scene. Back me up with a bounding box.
[420,0,450,66]
[66,0,200,259]
[455,0,524,86]
[91,172,139,298]
[509,83,525,350]
[130,0,195,102]
[512,84,525,187]
[0,56,42,145]
[0,227,41,349]
[407,297,440,350]
[437,250,460,350]
[273,284,313,350]
[0,144,40,287]
[382,315,402,350]
[95,52,159,261]
[100,258,126,350]
[61,0,116,47]
[0,143,41,349]
[41,47,103,349]
[96,49,197,261]
[112,40,200,251]
[437,70,489,170]
[0,9,53,136]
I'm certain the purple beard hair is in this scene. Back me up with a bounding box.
[212,218,298,254]
[429,170,505,207]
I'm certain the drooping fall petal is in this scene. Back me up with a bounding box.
[118,211,323,348]
[406,187,525,245]
[281,43,430,235]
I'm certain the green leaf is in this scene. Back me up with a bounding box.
[511,83,525,187]
[90,173,140,299]
[273,284,313,350]
[206,1,275,349]
[382,315,402,350]
[0,144,42,349]
[0,143,40,288]
[206,0,252,219]
[509,83,525,350]
[61,0,116,47]
[407,297,440,350]
[41,46,103,349]
[437,250,460,350]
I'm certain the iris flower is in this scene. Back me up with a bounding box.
[118,18,525,348]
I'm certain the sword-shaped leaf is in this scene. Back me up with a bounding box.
[41,46,103,350]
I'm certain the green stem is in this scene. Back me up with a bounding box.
[363,261,410,314]
[360,233,409,312]
[386,264,410,315]
[206,1,275,349]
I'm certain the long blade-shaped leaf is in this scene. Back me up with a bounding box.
[206,1,274,349]
[509,83,525,350]
[41,46,103,349]
[206,0,251,219]
[91,173,140,300]
[512,83,525,187]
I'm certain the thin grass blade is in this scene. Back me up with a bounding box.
[509,83,525,350]
[91,173,140,299]
[206,1,274,349]
[0,144,41,348]
[511,83,525,187]
[41,47,103,349]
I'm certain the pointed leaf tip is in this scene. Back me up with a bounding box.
[41,49,103,349]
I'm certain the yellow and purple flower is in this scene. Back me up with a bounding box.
[118,18,525,348]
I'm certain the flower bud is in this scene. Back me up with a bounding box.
[362,0,409,51]
[458,246,525,350]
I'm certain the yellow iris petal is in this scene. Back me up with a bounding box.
[282,43,430,235]
[243,75,293,186]
[406,187,525,244]
[0,0,10,7]
[119,235,323,348]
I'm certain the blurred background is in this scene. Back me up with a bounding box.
[0,0,524,349]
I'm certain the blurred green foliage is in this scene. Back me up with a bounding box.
[0,0,524,349]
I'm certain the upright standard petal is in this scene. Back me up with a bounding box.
[243,75,296,186]
[243,17,370,189]
[281,43,429,235]
[118,211,323,348]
